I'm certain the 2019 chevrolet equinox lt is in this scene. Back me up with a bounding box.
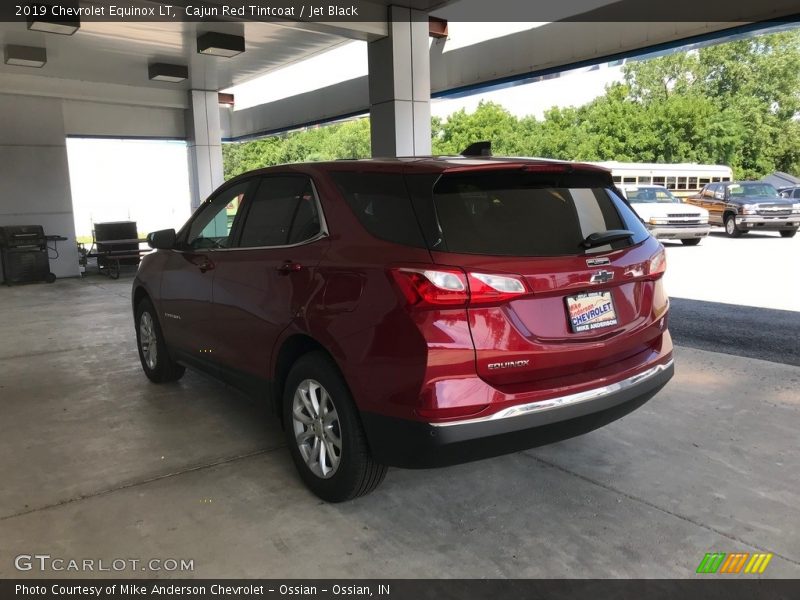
[132,150,674,501]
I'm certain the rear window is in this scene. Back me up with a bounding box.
[432,171,648,256]
[331,172,426,248]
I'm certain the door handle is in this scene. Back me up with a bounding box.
[198,259,214,273]
[277,261,303,275]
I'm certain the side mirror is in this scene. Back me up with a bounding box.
[147,228,176,250]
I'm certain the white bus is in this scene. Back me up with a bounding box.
[591,162,733,198]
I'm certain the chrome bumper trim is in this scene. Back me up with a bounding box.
[736,216,800,225]
[431,359,674,428]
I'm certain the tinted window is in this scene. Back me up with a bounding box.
[331,172,426,248]
[186,181,249,249]
[432,171,648,256]
[238,177,321,248]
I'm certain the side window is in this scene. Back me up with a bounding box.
[794,189,800,199]
[186,181,249,249]
[704,184,716,198]
[330,172,427,248]
[238,176,321,248]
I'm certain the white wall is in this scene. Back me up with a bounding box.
[62,100,185,139]
[0,93,80,279]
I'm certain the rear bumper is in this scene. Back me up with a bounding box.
[648,224,710,239]
[362,359,674,468]
[735,215,800,230]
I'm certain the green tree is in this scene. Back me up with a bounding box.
[433,101,518,155]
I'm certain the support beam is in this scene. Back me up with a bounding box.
[186,90,224,209]
[367,5,431,157]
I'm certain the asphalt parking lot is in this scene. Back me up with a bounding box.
[0,233,798,578]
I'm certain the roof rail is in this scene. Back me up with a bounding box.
[461,141,492,157]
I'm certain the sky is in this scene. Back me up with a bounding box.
[67,138,193,238]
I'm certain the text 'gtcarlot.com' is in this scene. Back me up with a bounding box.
[14,554,194,572]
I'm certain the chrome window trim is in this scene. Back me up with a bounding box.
[430,359,674,428]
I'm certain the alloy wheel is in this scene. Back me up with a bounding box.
[139,312,158,370]
[291,379,342,479]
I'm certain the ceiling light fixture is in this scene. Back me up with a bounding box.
[148,63,189,83]
[4,45,47,68]
[27,10,80,35]
[197,32,245,58]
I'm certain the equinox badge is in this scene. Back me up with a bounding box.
[590,270,614,284]
[487,360,530,370]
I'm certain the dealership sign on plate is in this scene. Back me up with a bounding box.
[566,291,618,333]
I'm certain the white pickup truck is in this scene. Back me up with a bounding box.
[621,185,711,246]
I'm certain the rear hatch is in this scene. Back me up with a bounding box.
[421,165,668,389]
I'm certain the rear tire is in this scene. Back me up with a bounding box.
[283,352,387,502]
[135,298,185,383]
[780,229,797,238]
[680,238,702,246]
[724,214,742,238]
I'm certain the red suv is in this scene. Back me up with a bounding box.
[133,152,674,501]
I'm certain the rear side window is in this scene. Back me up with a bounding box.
[432,171,648,256]
[331,172,426,248]
[238,176,321,248]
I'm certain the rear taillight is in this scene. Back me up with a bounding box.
[390,268,468,308]
[647,247,667,278]
[390,268,528,308]
[467,272,527,304]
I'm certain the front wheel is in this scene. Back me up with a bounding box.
[135,298,185,383]
[780,229,797,238]
[724,214,743,238]
[283,352,387,502]
[681,238,702,246]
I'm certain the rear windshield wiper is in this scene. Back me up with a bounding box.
[581,229,634,249]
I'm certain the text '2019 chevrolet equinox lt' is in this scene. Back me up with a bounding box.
[133,148,674,501]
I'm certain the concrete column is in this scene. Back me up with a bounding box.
[368,5,431,157]
[0,94,79,278]
[186,90,224,209]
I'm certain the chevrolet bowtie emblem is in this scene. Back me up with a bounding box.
[590,270,614,284]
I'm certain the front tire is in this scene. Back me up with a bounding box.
[135,298,185,383]
[780,229,797,238]
[680,238,702,246]
[283,352,387,502]
[724,214,742,238]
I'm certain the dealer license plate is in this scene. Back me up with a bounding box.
[566,291,618,333]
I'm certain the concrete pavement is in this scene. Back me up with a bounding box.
[0,277,798,578]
